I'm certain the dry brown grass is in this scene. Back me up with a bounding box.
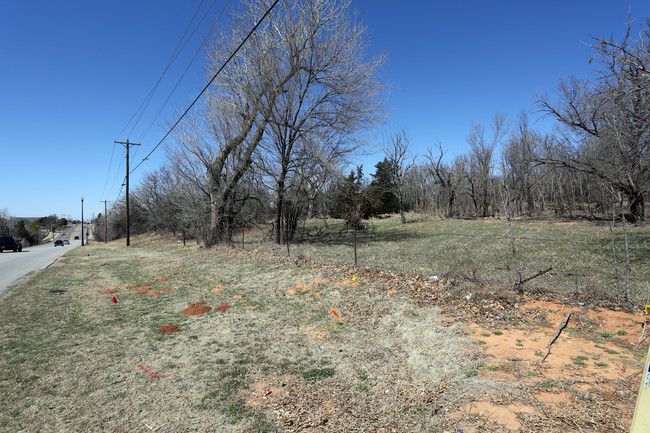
[0,231,643,432]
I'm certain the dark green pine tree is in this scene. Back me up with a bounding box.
[329,166,371,227]
[367,158,400,215]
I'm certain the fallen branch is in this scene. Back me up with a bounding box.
[536,312,572,368]
[520,267,553,286]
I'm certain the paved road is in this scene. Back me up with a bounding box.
[0,224,86,298]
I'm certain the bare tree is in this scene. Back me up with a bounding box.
[465,113,508,218]
[382,129,415,223]
[425,142,461,218]
[502,113,542,216]
[252,0,384,244]
[0,208,10,236]
[538,19,650,222]
[170,0,384,244]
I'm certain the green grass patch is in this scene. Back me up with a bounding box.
[572,355,589,366]
[302,367,336,382]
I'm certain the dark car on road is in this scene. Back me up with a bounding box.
[0,236,22,252]
[54,240,64,247]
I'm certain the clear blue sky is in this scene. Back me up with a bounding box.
[1,1,648,220]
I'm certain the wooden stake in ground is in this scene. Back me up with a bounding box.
[536,312,571,367]
[636,321,649,350]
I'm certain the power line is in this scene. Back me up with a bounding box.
[108,147,127,198]
[101,141,120,198]
[114,0,209,142]
[135,0,233,144]
[130,0,280,175]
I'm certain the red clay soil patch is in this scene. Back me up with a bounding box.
[146,292,161,296]
[215,304,231,312]
[131,288,151,294]
[126,284,139,288]
[451,400,537,431]
[141,281,155,287]
[154,277,167,282]
[159,287,172,292]
[464,298,645,430]
[211,283,225,292]
[243,376,290,409]
[181,302,212,315]
[285,288,298,296]
[101,289,118,295]
[156,325,181,334]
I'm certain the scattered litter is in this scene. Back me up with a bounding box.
[428,275,439,282]
[144,423,153,430]
[49,290,66,295]
[352,275,357,281]
[331,309,338,318]
[465,293,472,300]
[111,296,118,304]
[99,263,107,266]
[87,254,89,257]
[263,389,272,396]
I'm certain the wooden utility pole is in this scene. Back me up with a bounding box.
[114,139,141,246]
[101,200,108,243]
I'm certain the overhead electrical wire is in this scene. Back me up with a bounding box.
[105,0,220,204]
[114,0,209,143]
[135,0,233,144]
[100,141,120,198]
[129,0,280,175]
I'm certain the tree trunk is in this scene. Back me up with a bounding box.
[274,177,286,244]
[447,189,455,218]
[628,192,645,223]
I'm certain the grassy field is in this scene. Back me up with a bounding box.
[1,215,647,432]
[0,233,500,432]
[248,214,650,303]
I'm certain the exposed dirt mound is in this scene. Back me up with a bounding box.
[181,302,212,315]
[156,325,181,334]
[131,288,150,294]
[215,304,231,312]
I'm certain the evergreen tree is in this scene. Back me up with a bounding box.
[367,158,400,215]
[329,166,370,227]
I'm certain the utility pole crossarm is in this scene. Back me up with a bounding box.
[114,139,141,246]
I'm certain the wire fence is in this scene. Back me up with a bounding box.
[240,216,650,304]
